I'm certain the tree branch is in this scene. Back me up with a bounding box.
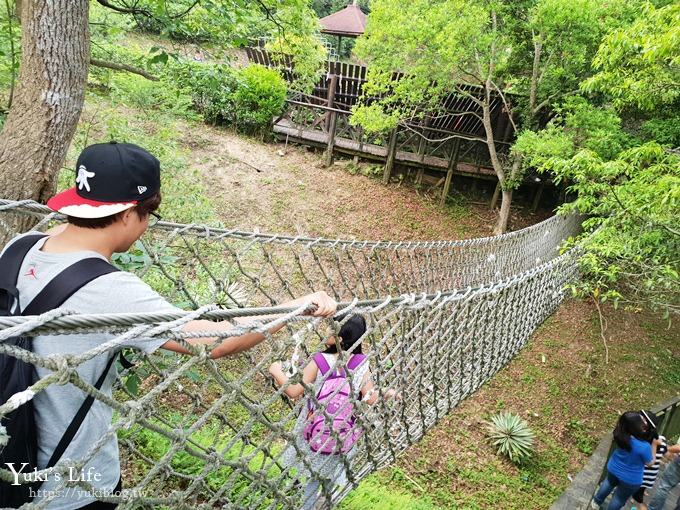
[608,183,680,237]
[591,296,609,364]
[95,0,152,17]
[529,32,542,116]
[490,79,517,133]
[90,58,159,81]
[167,0,200,19]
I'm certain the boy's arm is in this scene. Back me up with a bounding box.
[161,291,337,358]
[665,444,680,459]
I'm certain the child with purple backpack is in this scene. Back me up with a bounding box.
[269,315,393,510]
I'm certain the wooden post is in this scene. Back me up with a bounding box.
[354,125,364,165]
[325,110,338,167]
[417,116,432,163]
[383,128,398,184]
[325,74,338,131]
[490,181,501,210]
[440,138,461,207]
[531,181,545,212]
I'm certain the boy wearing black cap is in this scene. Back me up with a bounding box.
[1,142,337,509]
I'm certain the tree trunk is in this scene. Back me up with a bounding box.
[0,0,90,205]
[494,189,513,235]
[477,87,512,235]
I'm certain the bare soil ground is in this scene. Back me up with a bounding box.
[180,124,548,240]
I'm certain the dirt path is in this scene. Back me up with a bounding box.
[182,124,548,240]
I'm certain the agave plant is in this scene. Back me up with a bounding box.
[486,412,535,463]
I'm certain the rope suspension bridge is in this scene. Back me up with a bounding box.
[0,200,582,509]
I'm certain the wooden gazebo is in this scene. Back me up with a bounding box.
[319,1,367,54]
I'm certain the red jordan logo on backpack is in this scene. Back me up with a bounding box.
[24,267,38,279]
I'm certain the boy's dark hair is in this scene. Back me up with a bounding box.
[325,315,366,355]
[613,411,648,451]
[67,193,161,229]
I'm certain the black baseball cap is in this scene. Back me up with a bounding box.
[47,141,161,218]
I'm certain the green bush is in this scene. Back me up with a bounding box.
[170,61,240,125]
[169,61,286,135]
[232,65,287,136]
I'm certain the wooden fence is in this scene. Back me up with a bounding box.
[246,47,547,209]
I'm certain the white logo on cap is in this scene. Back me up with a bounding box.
[137,186,147,194]
[76,165,95,192]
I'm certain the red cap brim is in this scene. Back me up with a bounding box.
[47,187,137,218]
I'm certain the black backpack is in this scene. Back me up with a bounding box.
[0,234,119,507]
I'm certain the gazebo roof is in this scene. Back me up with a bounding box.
[319,3,367,37]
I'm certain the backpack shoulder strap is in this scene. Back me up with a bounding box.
[45,353,116,470]
[0,234,47,286]
[313,353,331,376]
[0,234,47,296]
[19,257,120,471]
[23,258,118,315]
[347,354,367,371]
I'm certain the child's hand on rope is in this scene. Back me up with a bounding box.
[268,361,284,378]
[384,388,401,401]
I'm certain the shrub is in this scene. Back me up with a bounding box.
[232,65,287,136]
[170,62,286,135]
[169,61,240,125]
[486,412,535,463]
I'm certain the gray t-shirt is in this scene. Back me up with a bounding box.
[3,233,180,510]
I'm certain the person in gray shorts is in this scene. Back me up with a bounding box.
[2,141,337,510]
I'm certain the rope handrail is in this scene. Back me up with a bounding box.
[0,199,579,248]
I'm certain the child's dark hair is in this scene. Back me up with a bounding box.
[325,315,366,355]
[640,409,660,442]
[613,411,648,451]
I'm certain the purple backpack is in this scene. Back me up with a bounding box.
[303,353,366,455]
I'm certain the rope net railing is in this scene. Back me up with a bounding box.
[0,200,582,509]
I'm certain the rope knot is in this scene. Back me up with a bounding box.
[124,400,146,421]
[50,355,73,385]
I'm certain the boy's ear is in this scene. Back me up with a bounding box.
[119,208,134,226]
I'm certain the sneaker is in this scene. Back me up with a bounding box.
[589,501,600,509]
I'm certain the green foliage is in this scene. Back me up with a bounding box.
[168,60,241,124]
[166,61,285,134]
[352,0,488,134]
[311,0,370,18]
[513,5,680,318]
[583,2,680,111]
[232,65,287,135]
[353,0,638,134]
[566,419,597,455]
[514,98,633,164]
[641,112,680,147]
[486,412,535,463]
[340,476,443,510]
[512,0,643,115]
[265,31,327,93]
[0,0,19,106]
[119,415,282,505]
[518,126,680,315]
